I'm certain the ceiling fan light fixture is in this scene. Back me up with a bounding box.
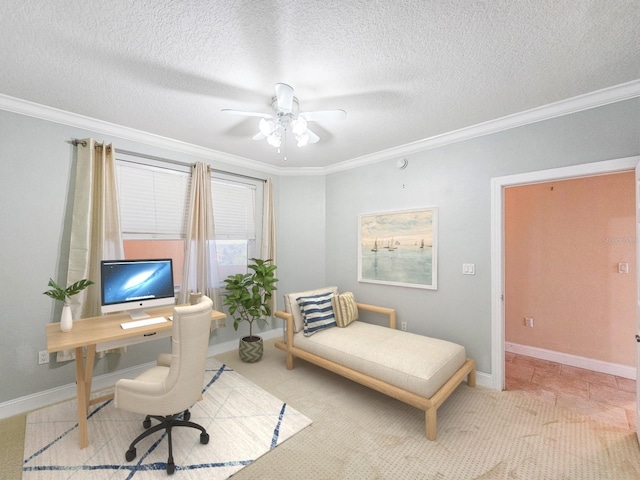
[267,133,281,148]
[223,83,346,155]
[295,132,309,147]
[259,118,275,136]
[291,117,307,135]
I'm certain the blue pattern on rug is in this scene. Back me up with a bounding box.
[23,360,312,480]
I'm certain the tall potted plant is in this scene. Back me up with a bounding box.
[223,258,278,362]
[43,278,94,332]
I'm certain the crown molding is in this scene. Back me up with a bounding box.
[1,79,639,177]
[0,94,283,176]
[324,79,640,174]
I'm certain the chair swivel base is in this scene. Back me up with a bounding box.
[125,409,209,475]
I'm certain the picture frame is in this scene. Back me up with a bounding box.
[358,207,437,290]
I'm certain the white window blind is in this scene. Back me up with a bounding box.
[116,162,190,239]
[211,179,256,240]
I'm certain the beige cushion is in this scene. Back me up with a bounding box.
[284,286,339,333]
[115,295,214,416]
[157,353,172,367]
[293,321,466,398]
[333,292,358,327]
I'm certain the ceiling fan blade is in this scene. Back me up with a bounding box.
[275,83,294,113]
[252,132,266,141]
[221,109,273,119]
[306,128,320,144]
[299,109,347,121]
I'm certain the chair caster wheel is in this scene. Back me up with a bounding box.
[183,410,191,421]
[143,418,151,429]
[167,461,175,474]
[125,448,136,462]
[200,432,209,444]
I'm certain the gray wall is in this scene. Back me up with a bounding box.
[323,99,640,374]
[275,175,327,297]
[1,97,638,406]
[0,109,280,404]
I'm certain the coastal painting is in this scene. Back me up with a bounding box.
[358,207,437,290]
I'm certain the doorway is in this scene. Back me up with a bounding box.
[503,173,636,429]
[490,156,640,429]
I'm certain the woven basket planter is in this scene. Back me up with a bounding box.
[239,336,263,363]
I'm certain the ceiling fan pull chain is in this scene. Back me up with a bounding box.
[283,129,287,160]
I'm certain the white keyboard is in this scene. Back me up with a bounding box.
[121,316,168,330]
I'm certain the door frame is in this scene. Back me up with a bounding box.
[490,155,640,390]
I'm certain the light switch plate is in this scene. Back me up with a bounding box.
[463,263,475,275]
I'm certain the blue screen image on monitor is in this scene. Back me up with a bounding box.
[100,259,175,319]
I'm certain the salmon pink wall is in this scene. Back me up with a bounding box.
[123,240,184,288]
[504,172,636,366]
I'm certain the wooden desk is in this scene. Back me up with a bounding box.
[45,305,226,449]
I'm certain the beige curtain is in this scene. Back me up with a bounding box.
[180,162,224,327]
[260,178,277,314]
[60,139,124,360]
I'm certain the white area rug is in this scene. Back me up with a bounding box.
[22,359,312,479]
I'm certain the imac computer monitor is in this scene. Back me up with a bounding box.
[100,258,176,319]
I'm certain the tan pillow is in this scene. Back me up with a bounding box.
[333,292,358,327]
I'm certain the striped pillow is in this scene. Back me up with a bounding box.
[333,292,359,327]
[297,292,337,336]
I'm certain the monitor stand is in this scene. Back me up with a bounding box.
[128,308,150,320]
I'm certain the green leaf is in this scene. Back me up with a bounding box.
[43,277,94,303]
[221,258,278,331]
[65,279,94,297]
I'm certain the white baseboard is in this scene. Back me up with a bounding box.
[505,342,636,380]
[475,371,492,389]
[0,328,284,420]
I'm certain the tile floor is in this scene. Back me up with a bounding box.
[505,352,637,431]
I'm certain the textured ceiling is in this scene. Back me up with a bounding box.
[0,1,638,168]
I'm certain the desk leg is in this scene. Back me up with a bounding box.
[84,345,97,411]
[74,345,96,449]
[74,347,89,449]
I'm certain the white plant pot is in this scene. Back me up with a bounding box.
[60,304,73,332]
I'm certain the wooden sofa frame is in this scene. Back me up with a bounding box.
[274,302,476,440]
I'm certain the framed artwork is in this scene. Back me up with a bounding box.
[358,207,437,290]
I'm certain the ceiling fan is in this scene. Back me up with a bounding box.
[221,83,347,149]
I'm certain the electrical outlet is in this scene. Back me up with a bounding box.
[401,321,407,331]
[38,350,49,365]
[524,317,534,328]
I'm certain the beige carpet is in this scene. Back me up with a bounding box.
[0,413,25,479]
[217,340,640,480]
[4,339,640,479]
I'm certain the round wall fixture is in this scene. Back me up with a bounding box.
[396,157,408,169]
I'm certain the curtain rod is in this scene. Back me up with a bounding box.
[70,139,267,183]
[71,139,105,148]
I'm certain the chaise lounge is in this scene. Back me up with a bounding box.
[274,287,476,440]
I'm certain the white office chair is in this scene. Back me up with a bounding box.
[114,295,213,474]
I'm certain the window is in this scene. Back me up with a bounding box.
[117,162,191,238]
[115,157,262,288]
[211,178,258,278]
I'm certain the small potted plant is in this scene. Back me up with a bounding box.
[43,278,94,332]
[223,258,278,362]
